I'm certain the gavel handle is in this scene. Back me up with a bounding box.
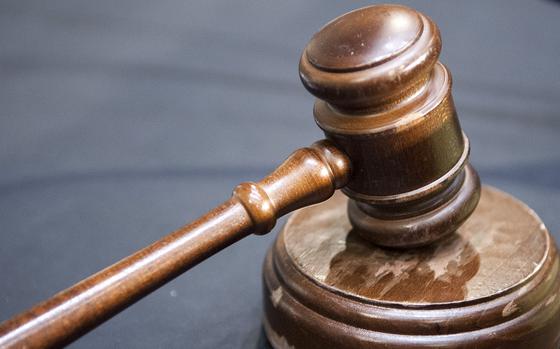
[0,140,350,349]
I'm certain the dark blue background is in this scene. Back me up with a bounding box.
[1,1,559,347]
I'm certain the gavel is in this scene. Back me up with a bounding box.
[1,4,559,349]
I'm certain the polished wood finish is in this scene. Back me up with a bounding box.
[301,4,479,247]
[349,163,480,247]
[305,5,423,74]
[300,4,440,110]
[0,140,350,348]
[263,189,560,348]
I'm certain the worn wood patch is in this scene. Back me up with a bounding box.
[283,187,549,305]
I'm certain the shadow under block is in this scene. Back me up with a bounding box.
[262,187,560,348]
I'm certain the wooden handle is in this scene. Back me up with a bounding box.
[0,140,350,349]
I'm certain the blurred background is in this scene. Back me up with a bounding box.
[0,0,559,347]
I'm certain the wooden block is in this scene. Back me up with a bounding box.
[263,187,560,348]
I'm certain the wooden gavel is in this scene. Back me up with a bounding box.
[1,4,558,349]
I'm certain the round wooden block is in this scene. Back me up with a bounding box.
[262,187,560,348]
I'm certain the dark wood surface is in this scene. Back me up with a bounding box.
[301,4,481,248]
[1,0,559,348]
[264,188,560,348]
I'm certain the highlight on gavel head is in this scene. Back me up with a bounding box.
[299,4,481,247]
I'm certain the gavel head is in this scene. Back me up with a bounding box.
[300,4,481,247]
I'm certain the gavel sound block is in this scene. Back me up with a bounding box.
[0,4,559,349]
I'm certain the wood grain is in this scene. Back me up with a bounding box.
[0,140,350,348]
[300,4,480,247]
[264,187,560,348]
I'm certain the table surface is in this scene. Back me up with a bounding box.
[1,0,559,348]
